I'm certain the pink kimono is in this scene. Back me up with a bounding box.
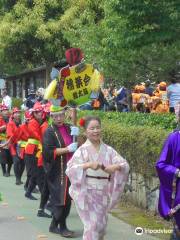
[66,139,129,240]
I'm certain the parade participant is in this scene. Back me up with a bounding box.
[134,85,150,112]
[37,105,52,218]
[24,102,44,200]
[151,82,169,113]
[6,107,25,185]
[18,111,31,190]
[155,82,167,98]
[0,104,12,176]
[4,110,31,187]
[66,116,129,240]
[132,85,140,111]
[145,79,154,96]
[42,105,79,237]
[156,103,180,240]
[150,96,169,114]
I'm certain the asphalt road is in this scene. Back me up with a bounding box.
[0,170,160,240]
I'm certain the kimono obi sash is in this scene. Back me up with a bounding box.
[86,168,110,189]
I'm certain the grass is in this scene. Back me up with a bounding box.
[111,201,173,240]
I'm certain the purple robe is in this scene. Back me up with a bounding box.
[156,131,180,231]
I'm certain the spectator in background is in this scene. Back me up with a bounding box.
[1,89,12,110]
[167,70,180,113]
[36,88,45,103]
[97,90,108,111]
[25,89,37,109]
[174,102,180,131]
[145,80,154,96]
[116,87,129,112]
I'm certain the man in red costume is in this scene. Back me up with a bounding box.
[24,102,44,200]
[0,104,12,177]
[6,107,25,185]
[37,104,52,218]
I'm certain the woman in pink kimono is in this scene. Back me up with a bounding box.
[66,116,129,240]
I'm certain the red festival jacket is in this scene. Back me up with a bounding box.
[16,123,30,159]
[6,120,20,156]
[0,116,8,138]
[37,120,48,167]
[25,118,42,155]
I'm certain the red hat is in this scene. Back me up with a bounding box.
[32,102,43,112]
[0,104,9,111]
[24,111,32,120]
[12,107,21,114]
[43,102,51,113]
[65,48,84,66]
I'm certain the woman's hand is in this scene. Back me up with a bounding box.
[82,161,101,170]
[104,164,121,174]
[90,161,101,170]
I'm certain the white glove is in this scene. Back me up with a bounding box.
[70,126,79,136]
[67,142,78,152]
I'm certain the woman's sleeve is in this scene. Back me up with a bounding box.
[66,147,86,185]
[110,147,130,174]
[108,147,130,210]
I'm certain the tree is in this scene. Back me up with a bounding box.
[60,0,180,87]
[0,0,179,87]
[0,0,69,83]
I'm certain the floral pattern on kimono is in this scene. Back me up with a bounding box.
[66,139,129,239]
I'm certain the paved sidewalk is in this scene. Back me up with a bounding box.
[0,171,160,240]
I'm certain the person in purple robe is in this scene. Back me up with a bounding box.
[156,103,180,240]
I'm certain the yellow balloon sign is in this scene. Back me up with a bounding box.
[44,63,102,106]
[44,79,57,99]
[63,63,94,105]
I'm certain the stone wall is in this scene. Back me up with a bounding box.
[123,172,160,213]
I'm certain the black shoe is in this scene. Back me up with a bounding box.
[60,228,75,238]
[45,202,53,212]
[25,193,37,200]
[37,209,52,218]
[49,226,61,234]
[16,179,23,185]
[5,172,10,177]
[32,187,39,194]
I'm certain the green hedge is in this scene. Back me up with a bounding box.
[78,110,176,130]
[77,111,171,177]
[102,123,169,177]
